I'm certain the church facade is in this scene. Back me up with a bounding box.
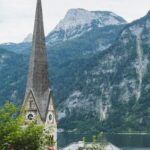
[21,0,57,149]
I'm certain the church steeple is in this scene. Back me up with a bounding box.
[22,1,57,148]
[21,1,57,148]
[22,0,56,125]
[24,0,50,121]
[27,0,48,95]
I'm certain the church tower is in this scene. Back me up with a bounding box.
[21,0,57,148]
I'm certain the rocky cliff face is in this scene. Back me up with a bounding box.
[57,11,150,132]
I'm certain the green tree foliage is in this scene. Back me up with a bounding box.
[39,129,56,150]
[80,132,106,150]
[0,102,43,150]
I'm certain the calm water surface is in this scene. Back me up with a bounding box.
[58,132,150,149]
[107,134,150,150]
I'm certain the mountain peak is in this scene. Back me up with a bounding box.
[23,33,32,43]
[54,8,127,31]
[67,8,88,14]
[46,8,127,45]
[146,10,150,16]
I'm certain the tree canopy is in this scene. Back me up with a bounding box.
[0,102,43,150]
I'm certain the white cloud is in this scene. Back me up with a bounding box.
[0,0,150,43]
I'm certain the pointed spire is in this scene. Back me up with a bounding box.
[32,0,45,54]
[25,0,50,120]
[27,0,48,93]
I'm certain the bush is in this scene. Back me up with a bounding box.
[0,102,43,150]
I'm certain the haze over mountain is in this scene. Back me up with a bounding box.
[0,9,150,132]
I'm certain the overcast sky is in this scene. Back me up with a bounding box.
[0,0,150,44]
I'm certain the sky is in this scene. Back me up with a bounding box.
[0,0,150,44]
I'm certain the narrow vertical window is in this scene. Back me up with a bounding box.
[29,101,34,109]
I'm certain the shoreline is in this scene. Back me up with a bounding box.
[116,132,150,135]
[58,129,150,135]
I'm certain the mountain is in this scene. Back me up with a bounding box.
[23,33,32,43]
[0,9,126,107]
[58,11,150,132]
[0,23,125,107]
[1,9,150,133]
[0,42,31,54]
[46,8,126,45]
[0,47,27,106]
[0,8,126,54]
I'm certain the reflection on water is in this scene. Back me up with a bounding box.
[106,134,150,149]
[58,132,92,148]
[58,132,150,149]
[121,147,150,150]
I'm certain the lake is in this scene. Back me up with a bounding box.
[58,132,150,149]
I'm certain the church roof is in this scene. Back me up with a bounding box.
[24,0,50,121]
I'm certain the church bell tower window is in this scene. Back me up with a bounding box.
[29,100,34,109]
